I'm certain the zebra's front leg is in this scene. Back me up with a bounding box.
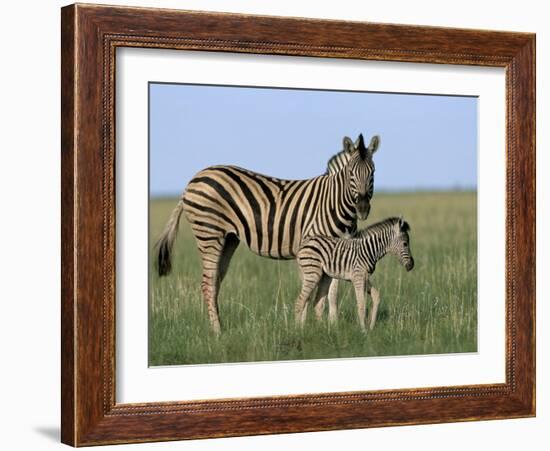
[352,273,367,333]
[368,283,381,331]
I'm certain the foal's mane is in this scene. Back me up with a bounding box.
[357,217,403,237]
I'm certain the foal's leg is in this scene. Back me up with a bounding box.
[327,278,340,324]
[314,280,327,321]
[313,278,339,322]
[368,283,381,331]
[352,273,367,333]
[312,274,331,322]
[295,271,322,328]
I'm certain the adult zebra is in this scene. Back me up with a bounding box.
[155,134,380,334]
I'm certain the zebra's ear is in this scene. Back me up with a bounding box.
[399,217,410,232]
[368,135,380,154]
[343,136,355,154]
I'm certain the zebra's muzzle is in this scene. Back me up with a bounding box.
[356,198,370,220]
[406,258,415,271]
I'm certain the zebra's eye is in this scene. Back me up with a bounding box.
[404,242,408,247]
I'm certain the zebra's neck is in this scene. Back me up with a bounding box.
[324,169,357,234]
[359,221,396,263]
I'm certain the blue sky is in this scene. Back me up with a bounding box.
[149,83,477,197]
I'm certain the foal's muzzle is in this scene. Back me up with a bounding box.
[405,257,415,271]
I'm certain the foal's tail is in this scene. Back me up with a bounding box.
[155,198,185,276]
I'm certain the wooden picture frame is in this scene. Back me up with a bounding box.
[61,3,535,446]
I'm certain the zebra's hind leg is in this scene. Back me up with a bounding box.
[312,275,331,322]
[197,234,232,335]
[218,234,240,284]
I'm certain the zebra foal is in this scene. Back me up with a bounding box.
[295,217,414,332]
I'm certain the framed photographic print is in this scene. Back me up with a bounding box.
[61,3,536,446]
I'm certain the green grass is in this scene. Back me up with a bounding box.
[149,191,477,366]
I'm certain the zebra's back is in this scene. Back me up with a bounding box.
[183,165,330,259]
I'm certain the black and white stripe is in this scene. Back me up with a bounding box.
[295,217,414,331]
[155,134,380,334]
[319,134,380,321]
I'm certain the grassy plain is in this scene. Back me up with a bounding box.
[149,191,477,366]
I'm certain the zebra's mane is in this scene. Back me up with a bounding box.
[324,149,351,175]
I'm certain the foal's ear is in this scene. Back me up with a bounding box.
[399,217,410,232]
[343,136,355,153]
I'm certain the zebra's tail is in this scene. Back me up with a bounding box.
[155,198,185,276]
